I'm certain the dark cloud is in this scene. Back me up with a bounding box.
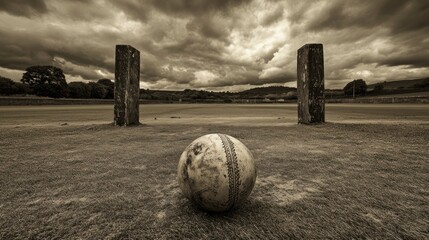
[186,15,231,42]
[260,7,284,26]
[50,1,112,22]
[108,0,151,22]
[110,0,252,23]
[285,0,317,24]
[259,47,280,64]
[140,55,197,84]
[380,54,429,68]
[0,29,51,69]
[0,0,48,17]
[388,1,429,34]
[0,18,116,73]
[304,0,429,35]
[375,38,429,69]
[165,35,225,59]
[151,0,252,16]
[375,29,429,68]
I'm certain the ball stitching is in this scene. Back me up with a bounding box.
[218,134,240,209]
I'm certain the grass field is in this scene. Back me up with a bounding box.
[1,104,428,239]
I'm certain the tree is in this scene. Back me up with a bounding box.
[0,76,32,95]
[14,82,31,95]
[21,66,68,98]
[0,76,18,95]
[285,91,297,100]
[88,82,107,99]
[68,82,91,98]
[97,79,114,99]
[343,79,367,97]
[373,83,384,92]
[223,97,232,103]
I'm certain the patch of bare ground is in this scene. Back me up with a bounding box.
[0,104,428,238]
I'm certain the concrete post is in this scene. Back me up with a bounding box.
[297,43,325,124]
[114,45,140,126]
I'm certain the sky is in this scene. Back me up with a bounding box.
[0,0,428,91]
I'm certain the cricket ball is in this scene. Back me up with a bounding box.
[178,134,257,212]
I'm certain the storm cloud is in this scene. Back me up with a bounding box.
[0,0,428,90]
[0,0,48,17]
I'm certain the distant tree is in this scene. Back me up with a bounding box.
[198,90,208,99]
[189,92,200,100]
[14,82,32,95]
[149,93,158,100]
[21,66,68,98]
[88,82,107,99]
[265,94,279,100]
[0,76,18,95]
[285,91,297,99]
[223,98,232,103]
[139,93,151,99]
[97,78,114,99]
[343,79,367,97]
[413,81,429,89]
[68,82,91,98]
[373,83,384,92]
[0,76,33,95]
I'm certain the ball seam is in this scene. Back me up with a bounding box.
[218,134,240,210]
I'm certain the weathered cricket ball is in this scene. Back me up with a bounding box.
[178,134,257,212]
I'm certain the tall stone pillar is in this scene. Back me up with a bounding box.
[297,43,325,124]
[114,45,140,126]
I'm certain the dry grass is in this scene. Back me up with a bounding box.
[0,104,428,239]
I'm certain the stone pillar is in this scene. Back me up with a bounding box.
[114,45,140,126]
[297,43,325,124]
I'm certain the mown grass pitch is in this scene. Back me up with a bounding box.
[0,104,428,239]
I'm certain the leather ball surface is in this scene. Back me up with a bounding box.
[178,134,257,212]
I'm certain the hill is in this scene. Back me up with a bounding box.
[368,77,429,90]
[239,86,296,95]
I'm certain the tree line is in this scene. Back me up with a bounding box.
[0,66,114,99]
[0,65,371,99]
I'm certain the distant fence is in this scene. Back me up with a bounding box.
[0,97,114,106]
[325,97,429,104]
[0,96,428,106]
[0,97,170,106]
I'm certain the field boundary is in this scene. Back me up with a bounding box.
[0,96,428,105]
[326,96,429,104]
